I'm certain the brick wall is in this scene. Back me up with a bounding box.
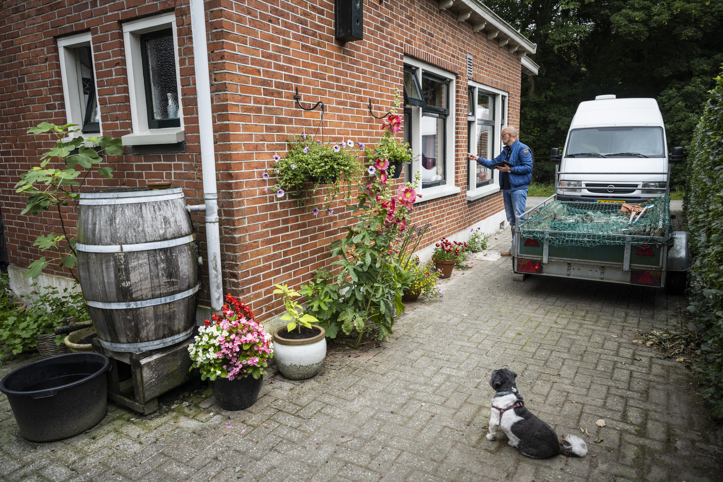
[0,0,525,321]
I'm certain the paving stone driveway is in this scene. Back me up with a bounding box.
[2,229,722,481]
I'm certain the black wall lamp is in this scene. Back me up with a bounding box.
[335,0,363,42]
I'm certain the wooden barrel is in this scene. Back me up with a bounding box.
[76,188,199,353]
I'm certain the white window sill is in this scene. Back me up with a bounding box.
[121,128,185,146]
[417,184,461,203]
[467,184,500,202]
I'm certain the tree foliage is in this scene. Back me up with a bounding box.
[485,0,723,188]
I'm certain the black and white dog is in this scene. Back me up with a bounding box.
[486,369,587,458]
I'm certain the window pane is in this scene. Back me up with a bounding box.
[74,46,99,132]
[476,123,494,187]
[566,127,665,157]
[468,88,474,117]
[421,115,445,188]
[477,92,494,121]
[403,68,424,105]
[404,108,412,182]
[421,75,447,110]
[144,30,179,122]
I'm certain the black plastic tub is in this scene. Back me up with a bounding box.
[0,353,110,442]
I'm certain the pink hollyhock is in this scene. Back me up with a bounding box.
[396,185,418,206]
[382,114,402,134]
[379,171,388,184]
[398,218,407,231]
[375,158,390,171]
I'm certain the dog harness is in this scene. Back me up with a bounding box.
[492,401,523,416]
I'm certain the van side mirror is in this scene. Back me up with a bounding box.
[670,146,684,163]
[550,147,562,163]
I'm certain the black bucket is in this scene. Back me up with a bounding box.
[0,353,111,442]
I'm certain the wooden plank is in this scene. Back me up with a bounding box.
[131,339,195,401]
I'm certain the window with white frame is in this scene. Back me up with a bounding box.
[403,58,459,200]
[57,33,100,135]
[122,13,184,146]
[467,83,508,199]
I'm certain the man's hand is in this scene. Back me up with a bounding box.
[467,153,478,161]
[497,165,511,173]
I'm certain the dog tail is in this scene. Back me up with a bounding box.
[559,434,587,457]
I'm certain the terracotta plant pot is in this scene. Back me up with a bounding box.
[402,290,420,302]
[433,259,455,279]
[273,325,326,380]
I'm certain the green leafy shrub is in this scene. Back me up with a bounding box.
[468,228,489,252]
[365,89,413,179]
[0,284,89,361]
[685,67,723,417]
[15,123,121,280]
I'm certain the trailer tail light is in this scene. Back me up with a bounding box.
[635,245,654,256]
[630,269,662,287]
[524,238,540,247]
[517,259,542,273]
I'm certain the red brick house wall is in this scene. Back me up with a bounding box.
[0,0,528,321]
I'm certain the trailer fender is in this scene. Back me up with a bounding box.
[667,231,690,272]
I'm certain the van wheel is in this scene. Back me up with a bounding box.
[665,271,687,296]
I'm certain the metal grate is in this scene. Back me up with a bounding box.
[467,55,473,78]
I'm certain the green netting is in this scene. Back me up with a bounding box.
[520,195,672,247]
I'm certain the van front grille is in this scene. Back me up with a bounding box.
[585,183,638,194]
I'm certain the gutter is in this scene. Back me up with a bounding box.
[188,0,223,312]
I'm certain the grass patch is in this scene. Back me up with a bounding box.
[527,183,554,197]
[670,189,684,201]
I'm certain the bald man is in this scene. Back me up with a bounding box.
[467,127,533,256]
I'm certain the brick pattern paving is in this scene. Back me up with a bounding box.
[2,230,722,481]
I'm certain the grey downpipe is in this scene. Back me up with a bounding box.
[189,0,223,311]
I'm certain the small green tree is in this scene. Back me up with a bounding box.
[15,123,122,280]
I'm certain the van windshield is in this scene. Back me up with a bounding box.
[566,127,665,158]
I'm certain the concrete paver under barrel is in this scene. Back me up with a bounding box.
[1,226,721,481]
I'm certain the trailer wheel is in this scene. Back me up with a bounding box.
[665,271,687,296]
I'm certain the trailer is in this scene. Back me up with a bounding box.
[512,190,689,294]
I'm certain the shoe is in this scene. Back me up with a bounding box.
[500,250,511,256]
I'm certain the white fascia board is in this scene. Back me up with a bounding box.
[521,56,540,76]
[458,0,537,55]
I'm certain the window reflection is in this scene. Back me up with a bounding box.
[422,115,445,188]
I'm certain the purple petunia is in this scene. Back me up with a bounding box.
[303,147,309,153]
[347,139,354,148]
[265,188,269,193]
[312,208,319,216]
[317,140,322,144]
[291,164,296,169]
[368,166,376,175]
[333,145,340,152]
[273,155,280,161]
[357,142,365,150]
[302,133,307,140]
[277,189,285,198]
[328,208,334,215]
[262,172,270,180]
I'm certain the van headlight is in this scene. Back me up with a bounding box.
[558,180,582,188]
[642,182,666,194]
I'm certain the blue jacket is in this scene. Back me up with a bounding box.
[476,139,533,191]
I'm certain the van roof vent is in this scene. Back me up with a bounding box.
[595,94,617,100]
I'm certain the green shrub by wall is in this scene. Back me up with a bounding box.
[686,67,723,417]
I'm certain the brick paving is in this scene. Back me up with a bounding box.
[2,226,722,481]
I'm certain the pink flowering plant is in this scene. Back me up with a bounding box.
[262,134,363,212]
[365,89,413,178]
[300,157,422,346]
[187,297,273,381]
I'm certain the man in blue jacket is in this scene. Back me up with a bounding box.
[467,127,533,256]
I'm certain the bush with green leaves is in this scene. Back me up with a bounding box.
[468,227,489,252]
[263,135,363,212]
[0,284,89,361]
[365,89,413,178]
[15,122,121,280]
[685,67,723,417]
[300,163,422,347]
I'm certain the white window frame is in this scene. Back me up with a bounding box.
[467,82,508,202]
[57,32,101,138]
[404,57,460,202]
[121,13,184,146]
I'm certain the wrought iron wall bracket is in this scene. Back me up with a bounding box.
[294,87,324,113]
[368,99,390,120]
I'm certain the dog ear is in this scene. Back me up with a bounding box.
[510,370,517,379]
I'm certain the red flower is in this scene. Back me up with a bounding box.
[204,320,211,326]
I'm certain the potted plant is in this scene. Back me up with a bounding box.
[187,294,273,411]
[366,89,412,179]
[271,283,327,380]
[262,135,363,213]
[401,257,443,302]
[0,284,90,361]
[432,238,468,278]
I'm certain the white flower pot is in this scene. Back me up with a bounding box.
[272,325,326,380]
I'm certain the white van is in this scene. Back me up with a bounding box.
[550,95,684,202]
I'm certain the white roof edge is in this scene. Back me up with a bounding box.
[462,0,537,55]
[521,55,539,75]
